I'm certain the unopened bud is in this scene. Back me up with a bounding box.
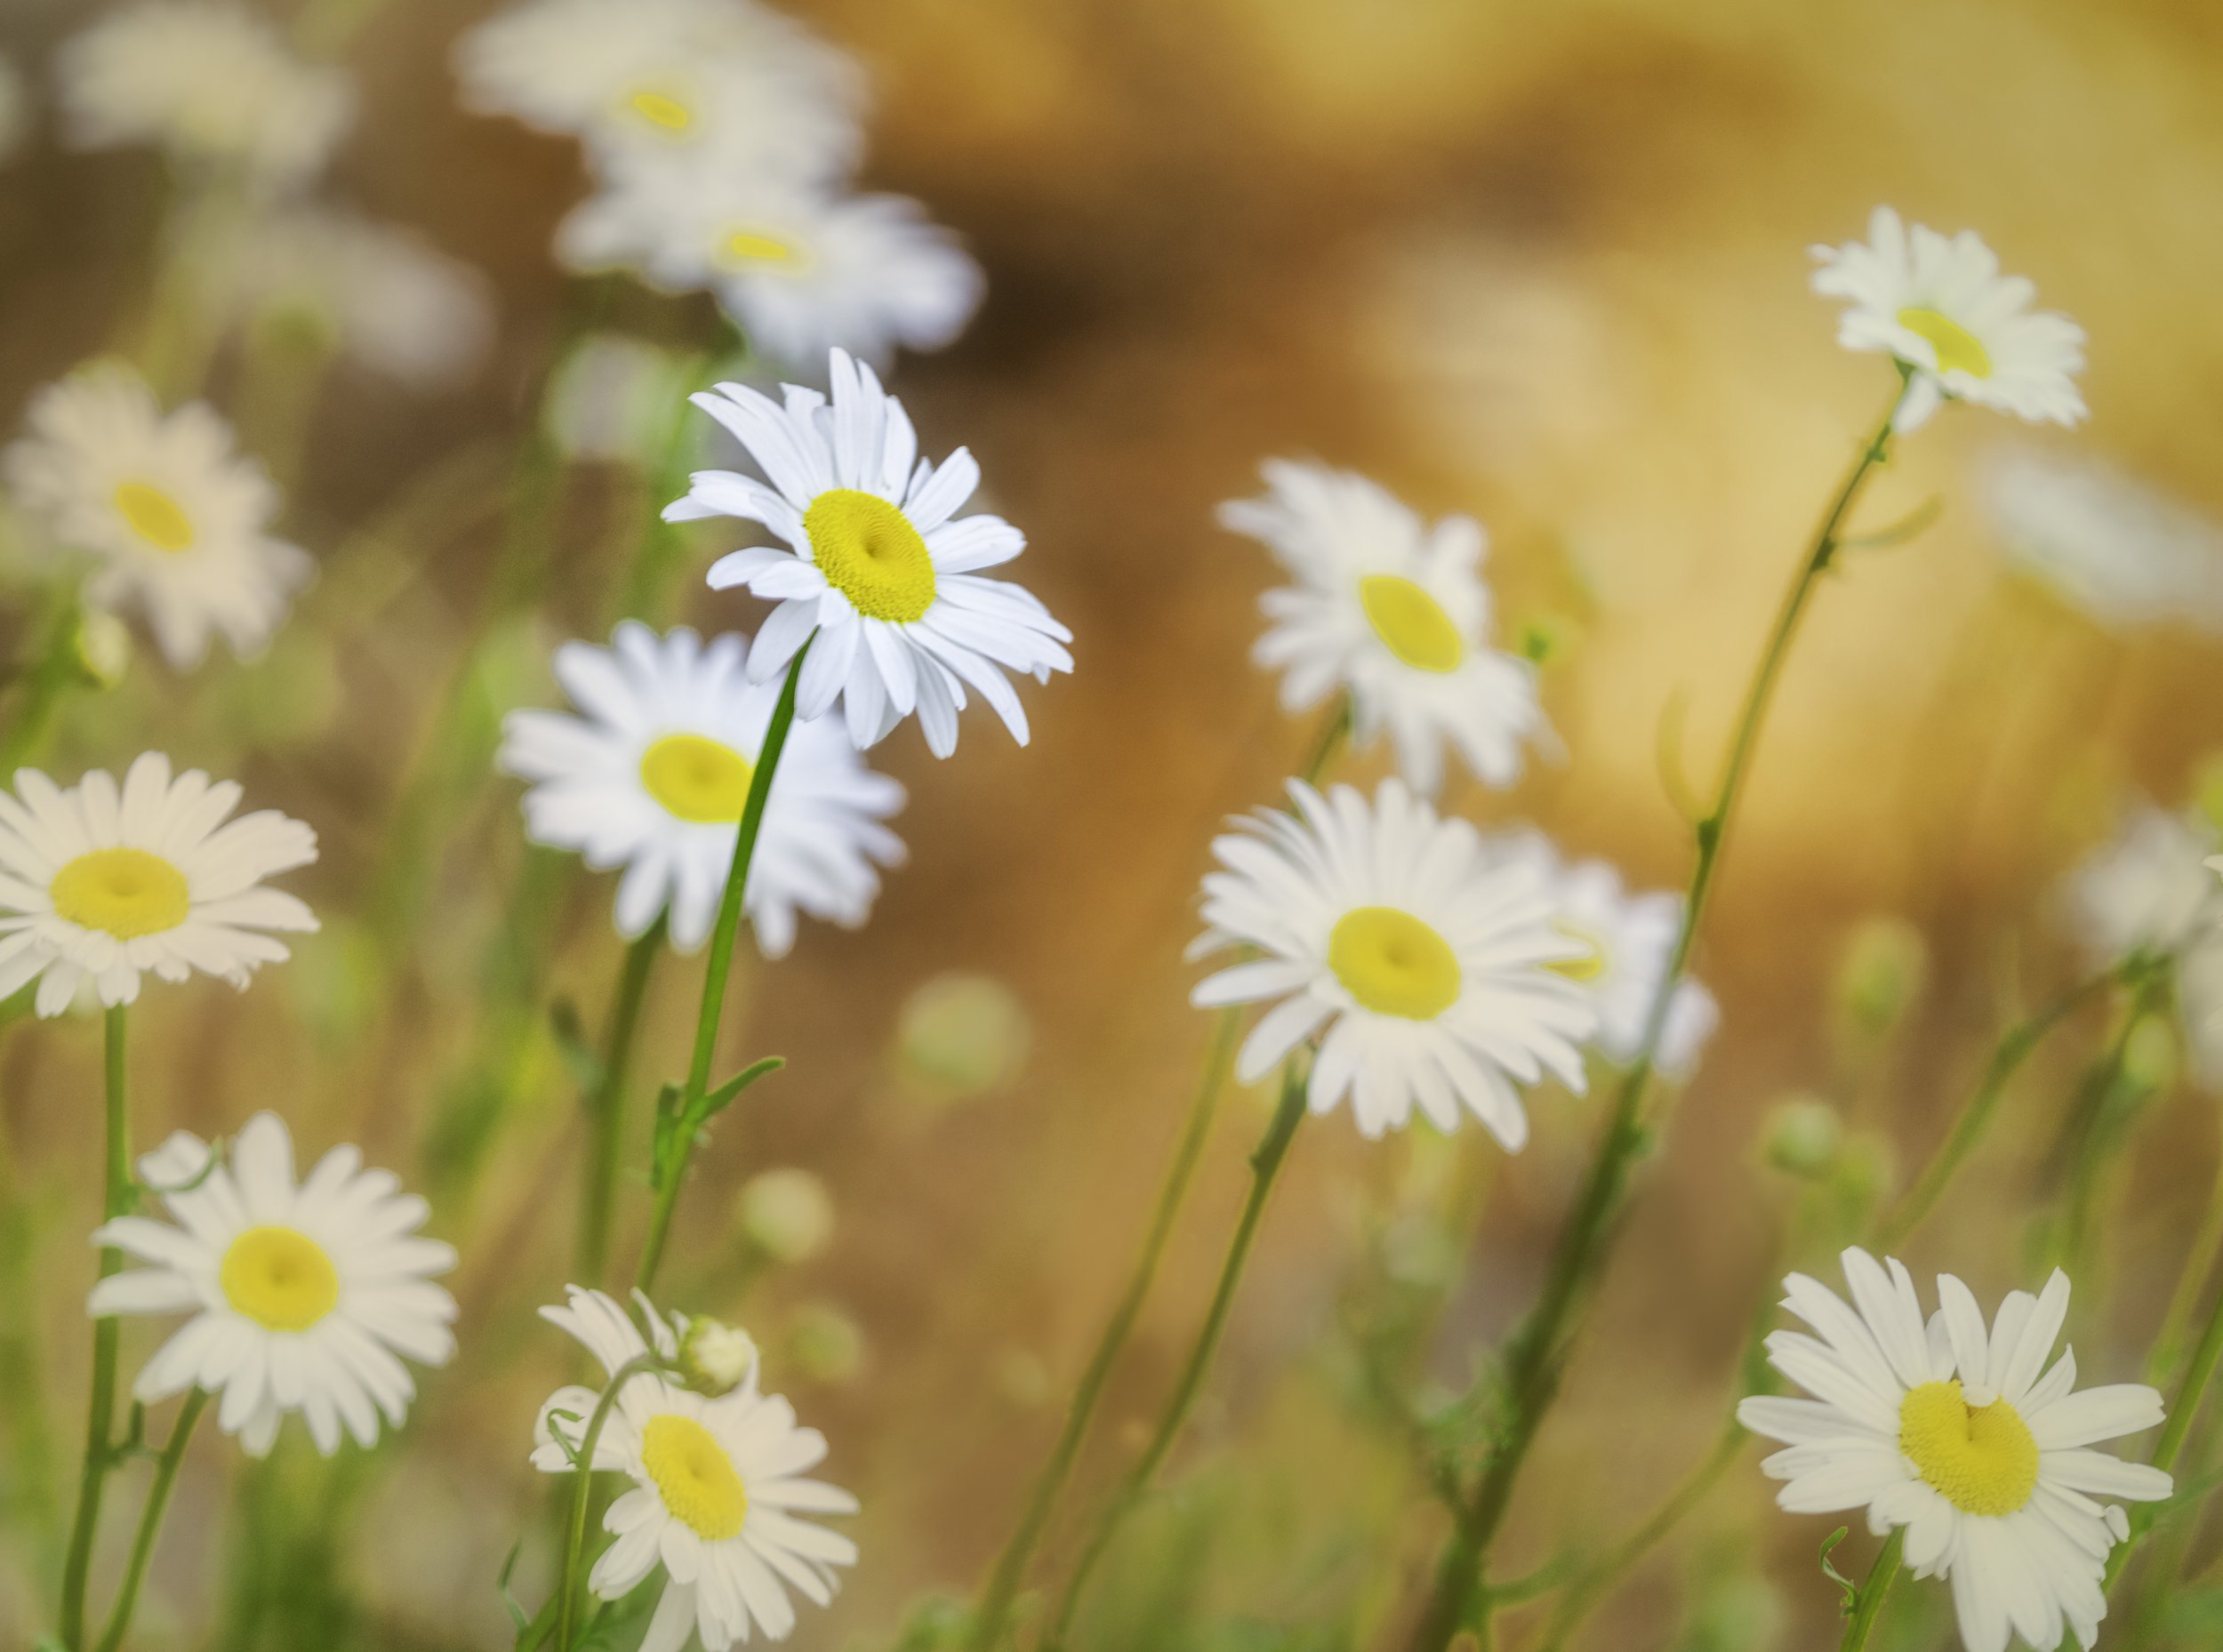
[677,1317,757,1398]
[74,606,131,689]
[2123,1014,2180,1095]
[786,1302,864,1383]
[735,1167,834,1264]
[895,973,1031,1101]
[1762,1095,1843,1178]
[1834,917,1928,1039]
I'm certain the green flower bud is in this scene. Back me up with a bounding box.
[786,1302,864,1384]
[734,1167,834,1265]
[895,973,1031,1100]
[1834,916,1928,1039]
[677,1317,758,1398]
[1762,1095,1843,1178]
[73,606,131,690]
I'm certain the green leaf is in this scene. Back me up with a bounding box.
[1818,1528,1858,1614]
[696,1055,784,1122]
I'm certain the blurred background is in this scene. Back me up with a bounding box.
[2,0,2222,1648]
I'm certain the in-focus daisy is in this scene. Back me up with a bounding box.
[0,751,317,1016]
[1739,1248,2169,1652]
[56,1,354,191]
[1190,779,1596,1144]
[1220,461,1545,798]
[89,1111,457,1456]
[1979,446,2223,636]
[558,173,983,370]
[4,366,311,669]
[670,349,1073,757]
[533,1286,858,1650]
[499,622,904,956]
[1812,206,2085,433]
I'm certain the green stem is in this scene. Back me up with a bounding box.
[634,643,810,1296]
[577,920,664,1284]
[2042,966,2171,1276]
[1838,1528,1905,1652]
[0,589,87,775]
[1404,399,1897,1652]
[1043,1062,1310,1651]
[60,1006,133,1650]
[552,1351,664,1652]
[92,1387,208,1652]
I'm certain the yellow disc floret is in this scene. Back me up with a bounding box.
[719,228,806,269]
[1897,308,1993,379]
[1358,575,1465,674]
[51,848,190,940]
[114,481,196,553]
[640,734,755,824]
[642,1413,750,1540]
[221,1226,341,1332]
[804,489,937,623]
[1328,906,1462,1021]
[624,87,694,133]
[1898,1378,2040,1517]
[1545,924,1609,982]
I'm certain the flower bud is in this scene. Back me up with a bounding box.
[786,1302,864,1384]
[735,1167,834,1265]
[677,1316,758,1398]
[1833,916,1928,1039]
[74,605,131,689]
[1761,1094,1843,1178]
[895,972,1031,1101]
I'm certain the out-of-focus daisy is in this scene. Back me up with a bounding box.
[1220,461,1544,798]
[671,349,1072,758]
[0,751,317,1016]
[1739,1248,2169,1652]
[558,174,983,370]
[454,0,859,181]
[532,1286,858,1651]
[56,1,354,191]
[1496,830,1718,1079]
[0,54,29,164]
[89,1111,457,1457]
[1979,446,2223,635]
[1812,206,2085,433]
[4,367,311,669]
[2064,802,2219,964]
[1190,779,1595,1145]
[499,622,904,957]
[545,333,702,466]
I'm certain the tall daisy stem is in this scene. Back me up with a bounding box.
[1404,401,1898,1652]
[552,1351,664,1652]
[60,1006,133,1650]
[577,919,665,1284]
[634,642,811,1296]
[1837,1528,1905,1652]
[92,1387,208,1652]
[1042,1061,1310,1651]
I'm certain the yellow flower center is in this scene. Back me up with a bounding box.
[1328,906,1462,1020]
[639,734,755,824]
[114,480,196,553]
[623,87,694,134]
[1898,1379,2040,1517]
[1358,575,1464,674]
[50,848,190,939]
[1897,307,1993,380]
[718,227,806,269]
[1545,924,1609,982]
[641,1413,749,1540]
[221,1226,341,1332]
[804,489,937,623]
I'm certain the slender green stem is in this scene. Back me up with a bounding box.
[1838,1528,1905,1652]
[0,589,87,775]
[578,919,665,1284]
[552,1351,664,1652]
[60,1006,133,1650]
[635,643,810,1296]
[1043,1063,1310,1651]
[1404,400,1897,1652]
[92,1387,208,1652]
[2042,966,2171,1275]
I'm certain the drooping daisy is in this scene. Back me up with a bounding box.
[499,622,904,956]
[670,349,1073,757]
[1811,206,2085,433]
[558,172,983,370]
[1739,1248,2169,1652]
[1979,446,2223,636]
[1219,461,1545,798]
[55,1,354,191]
[0,751,317,1016]
[1190,779,1596,1145]
[3,366,312,669]
[88,1111,457,1457]
[532,1286,858,1650]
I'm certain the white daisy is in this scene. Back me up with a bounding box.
[3,366,311,669]
[670,349,1073,758]
[2064,802,2220,965]
[500,622,904,957]
[1812,206,2085,433]
[55,0,354,191]
[1189,779,1596,1145]
[1978,446,2223,635]
[1738,1248,2170,1652]
[88,1111,457,1457]
[1219,461,1545,798]
[0,751,317,1017]
[558,172,983,370]
[532,1286,858,1651]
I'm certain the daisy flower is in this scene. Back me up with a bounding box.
[1190,779,1595,1145]
[88,1111,457,1457]
[1220,461,1545,798]
[670,349,1073,757]
[558,172,983,370]
[1811,206,2085,434]
[0,751,317,1017]
[532,1286,858,1650]
[2063,802,2219,965]
[55,0,354,191]
[3,366,312,669]
[1738,1248,2170,1652]
[498,622,905,956]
